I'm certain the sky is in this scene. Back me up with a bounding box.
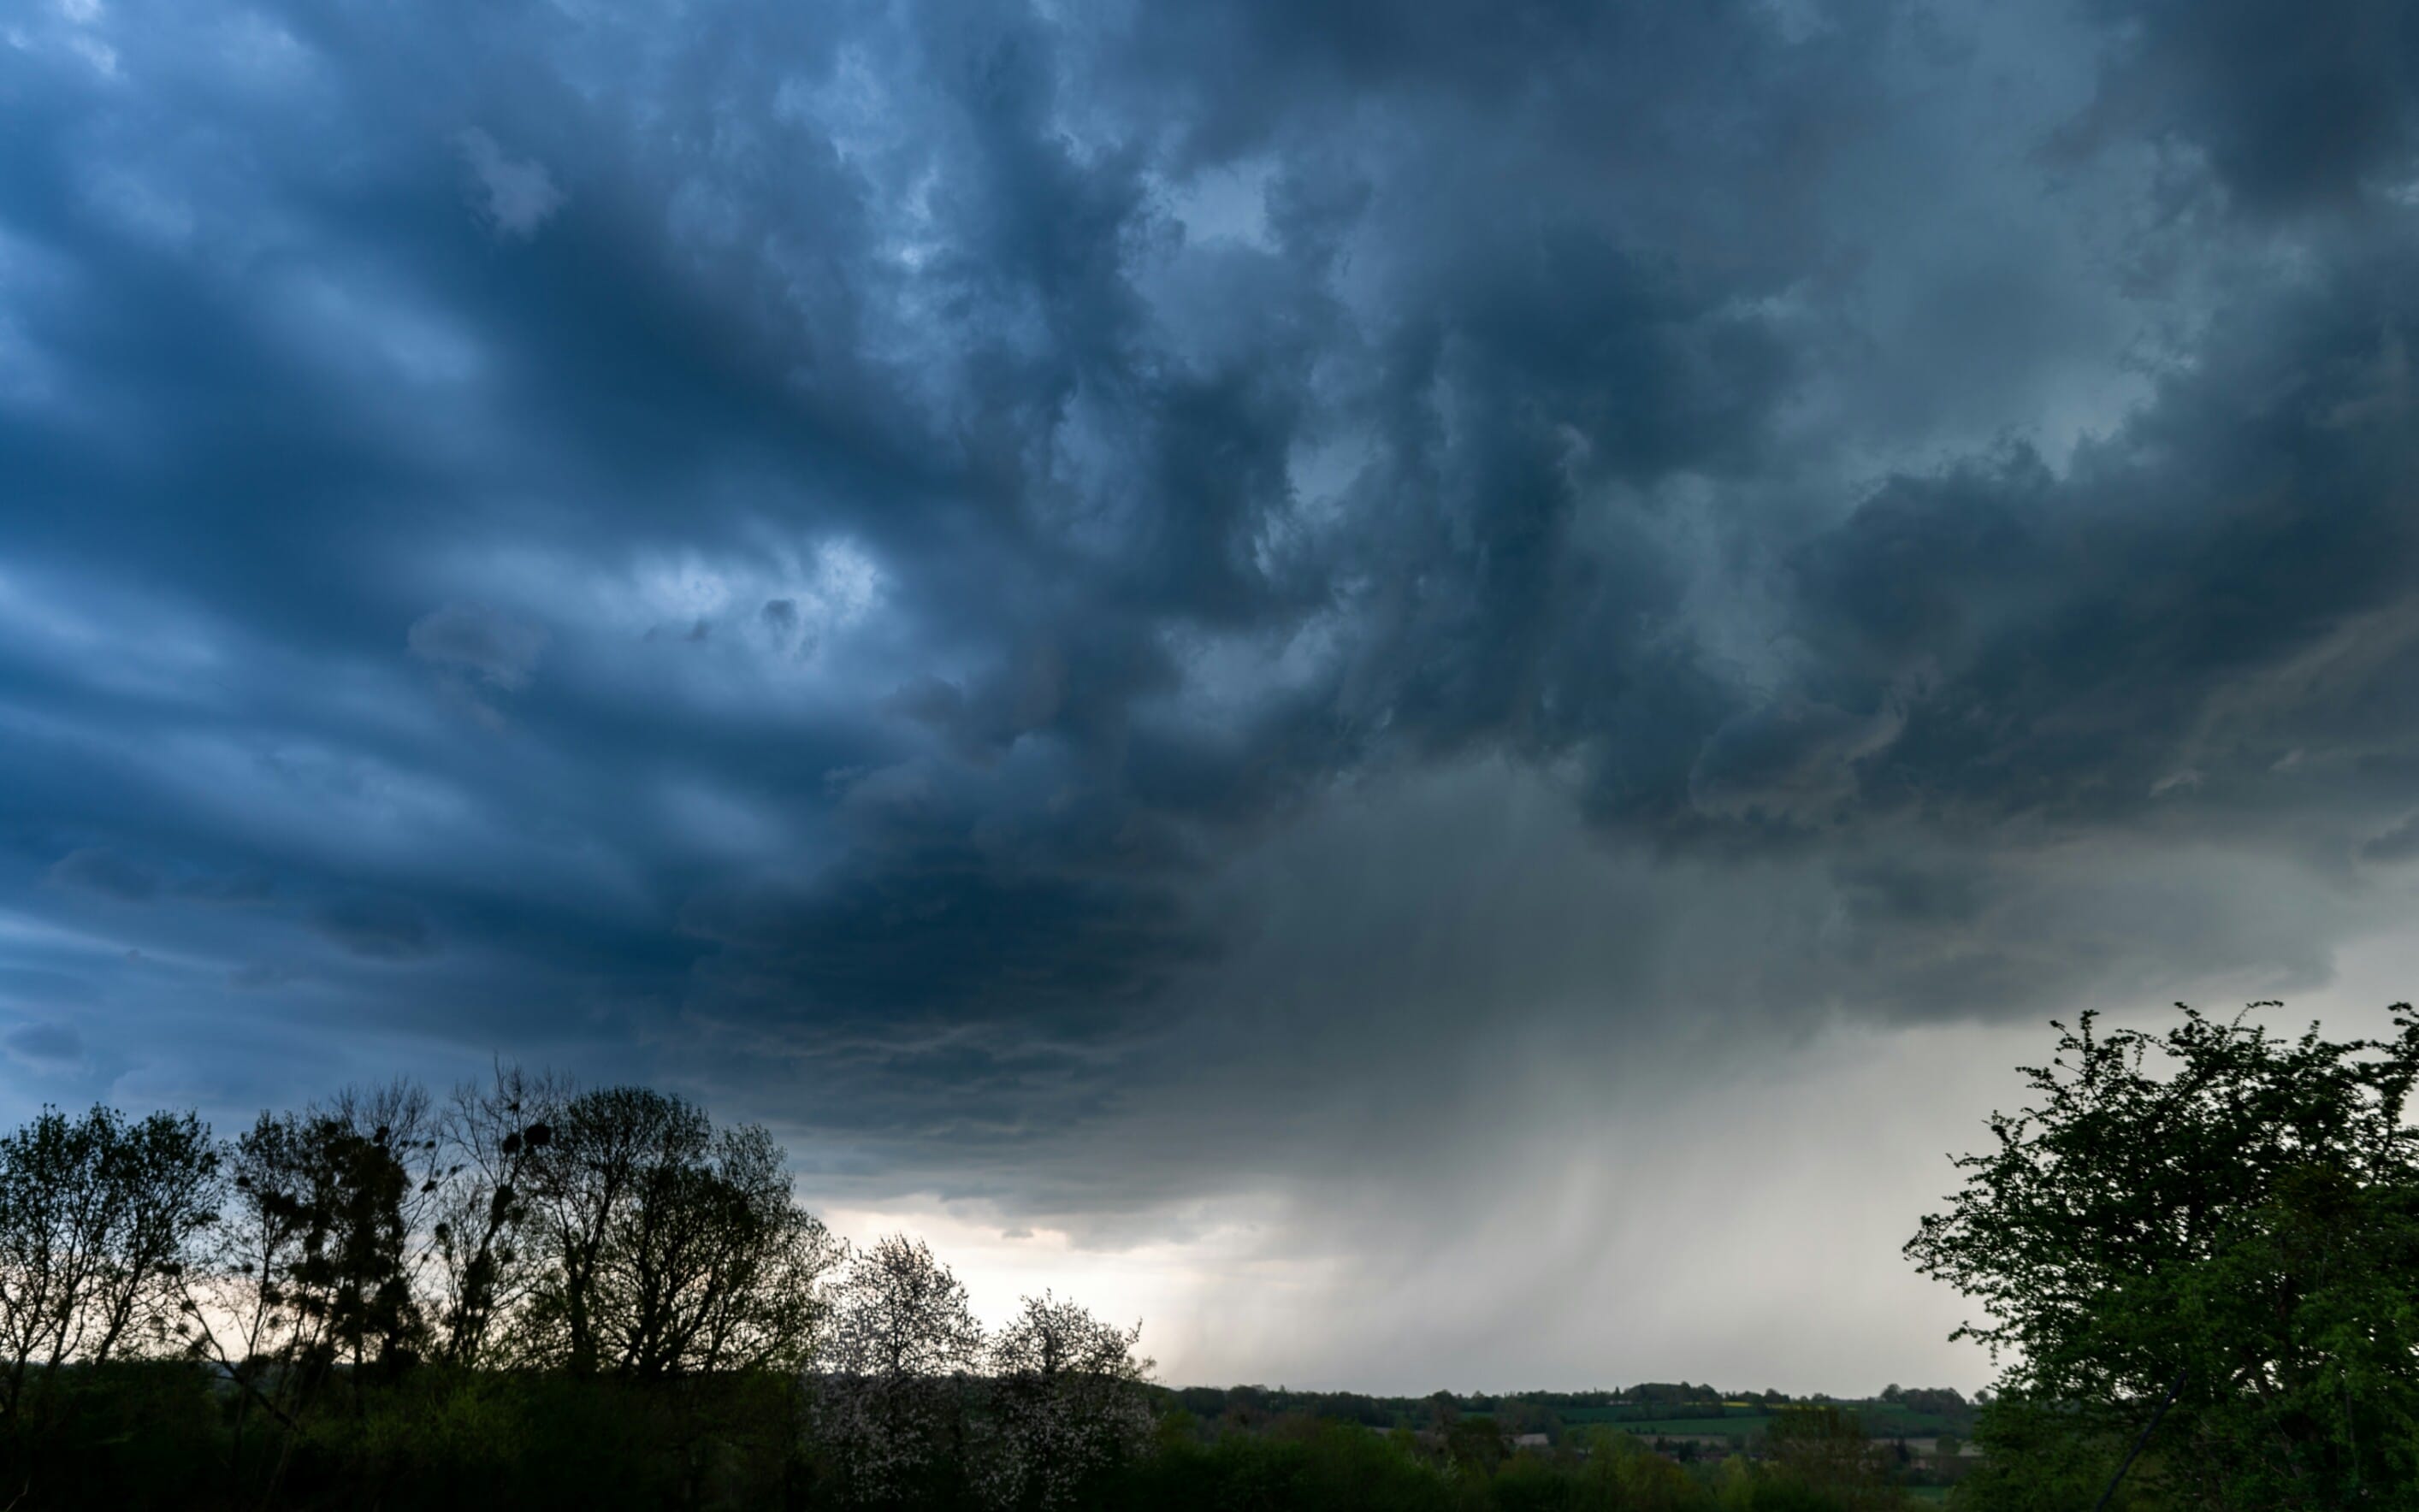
[5,0,2419,1396]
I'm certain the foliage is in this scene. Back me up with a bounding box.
[518,1085,846,1379]
[814,1233,987,1506]
[185,1087,436,1436]
[1760,1407,1896,1511]
[0,1104,218,1421]
[0,1373,1908,1511]
[0,1361,1924,1512]
[1908,1003,2419,1509]
[1943,1394,2168,1512]
[977,1291,1152,1509]
[0,1074,1954,1511]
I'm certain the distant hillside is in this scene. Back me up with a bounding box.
[1152,1382,1980,1440]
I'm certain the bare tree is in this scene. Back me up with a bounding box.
[815,1234,985,1505]
[428,1062,565,1367]
[0,1107,219,1421]
[518,1086,841,1377]
[183,1112,334,1434]
[628,1120,841,1375]
[520,1086,680,1373]
[976,1293,1152,1511]
[81,1110,220,1365]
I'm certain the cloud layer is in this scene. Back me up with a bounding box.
[6,0,2419,1387]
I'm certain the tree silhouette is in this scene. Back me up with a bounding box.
[0,1106,218,1422]
[519,1084,841,1377]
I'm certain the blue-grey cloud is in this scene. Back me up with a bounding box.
[2,0,2418,1369]
[2061,0,2419,214]
[312,895,440,961]
[46,847,161,901]
[6,1022,86,1065]
[2360,812,2419,864]
[455,130,568,241]
[407,602,548,692]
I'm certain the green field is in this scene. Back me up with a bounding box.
[1553,1406,1965,1441]
[1558,1410,1765,1436]
[1856,1411,1964,1438]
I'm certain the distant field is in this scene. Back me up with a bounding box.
[1554,1406,1966,1440]
[1557,1406,1757,1426]
[1576,1415,1766,1438]
[1859,1411,1964,1438]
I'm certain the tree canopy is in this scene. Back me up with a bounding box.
[1908,1003,2419,1508]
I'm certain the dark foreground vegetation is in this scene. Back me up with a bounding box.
[1,1002,2413,1509]
[9,1361,1953,1510]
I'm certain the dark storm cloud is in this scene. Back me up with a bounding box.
[2062,0,2419,214]
[5,1022,85,1065]
[46,847,161,902]
[311,896,440,961]
[3,0,2419,1247]
[1766,258,2419,838]
[407,603,548,693]
[2360,816,2419,865]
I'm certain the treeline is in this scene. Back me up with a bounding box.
[1159,1383,1779,1427]
[0,1069,1937,1510]
[1132,1406,1923,1511]
[0,1068,1148,1509]
[1155,1384,1974,1438]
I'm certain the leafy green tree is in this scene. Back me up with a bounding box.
[1443,1414,1507,1474]
[1576,1429,1700,1510]
[1907,1003,2419,1508]
[1948,1392,2164,1512]
[1761,1404,1893,1510]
